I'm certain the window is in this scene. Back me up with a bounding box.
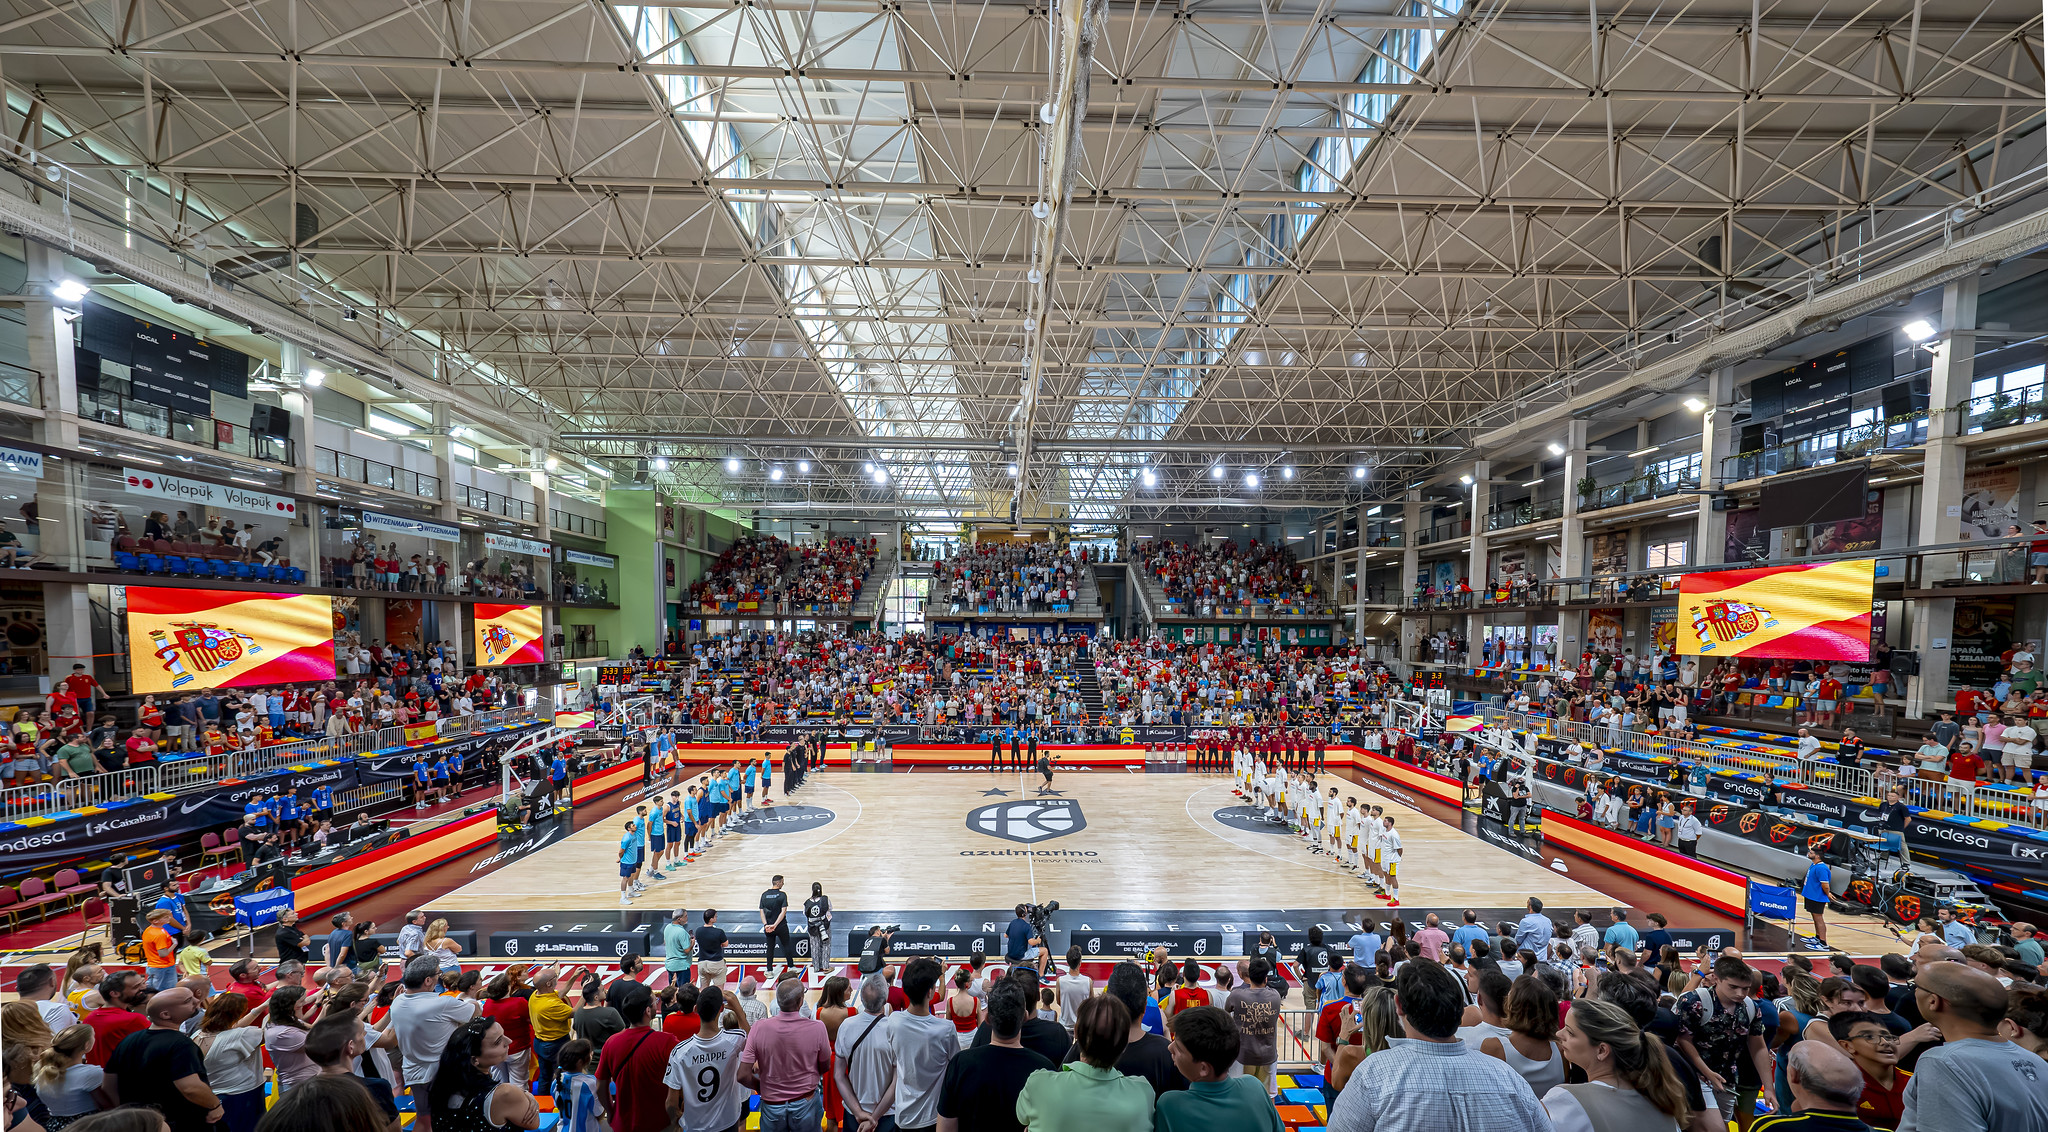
[1644,540,1688,570]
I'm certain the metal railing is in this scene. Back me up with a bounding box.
[567,640,611,660]
[0,360,39,408]
[456,485,538,523]
[1962,387,2048,435]
[687,600,856,616]
[1487,498,1564,532]
[1487,706,2046,829]
[0,706,541,820]
[315,447,440,500]
[78,388,295,463]
[1721,411,1930,483]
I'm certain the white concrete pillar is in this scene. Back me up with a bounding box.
[1557,419,1590,663]
[1907,278,1979,718]
[1694,368,1736,565]
[1466,460,1490,654]
[1399,490,1422,667]
[277,341,320,571]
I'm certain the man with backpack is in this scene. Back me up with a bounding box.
[1675,956,1774,1122]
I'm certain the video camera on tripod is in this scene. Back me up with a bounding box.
[1023,901,1059,936]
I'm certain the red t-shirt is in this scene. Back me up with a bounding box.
[1949,751,1985,782]
[126,736,156,763]
[1314,999,1363,1063]
[661,1012,700,1042]
[1958,690,1987,715]
[1818,680,1844,700]
[82,1008,147,1067]
[596,1026,680,1132]
[61,673,97,699]
[482,996,533,1053]
[1857,1066,1911,1129]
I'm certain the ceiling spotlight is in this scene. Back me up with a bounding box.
[1546,442,1564,456]
[770,466,784,481]
[1460,474,1474,485]
[873,468,888,484]
[863,462,874,473]
[725,457,741,473]
[1682,397,1706,412]
[1244,472,1259,489]
[544,456,559,470]
[303,369,325,387]
[1902,319,1935,342]
[1032,201,1050,219]
[1211,465,1225,480]
[798,460,810,473]
[652,456,670,471]
[1282,466,1294,480]
[1353,467,1366,479]
[1141,469,1157,487]
[51,280,90,304]
[1007,463,1019,477]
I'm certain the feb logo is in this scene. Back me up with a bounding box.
[1689,600,1780,652]
[150,622,263,687]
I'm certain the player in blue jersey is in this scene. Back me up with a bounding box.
[617,817,643,904]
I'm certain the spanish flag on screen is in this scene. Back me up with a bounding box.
[126,588,338,693]
[474,603,544,666]
[1676,559,1875,661]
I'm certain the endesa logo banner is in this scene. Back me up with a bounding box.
[473,603,544,666]
[125,587,337,692]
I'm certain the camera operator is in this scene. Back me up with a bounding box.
[856,925,896,974]
[1006,903,1050,978]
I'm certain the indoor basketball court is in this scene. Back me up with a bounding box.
[431,767,1621,920]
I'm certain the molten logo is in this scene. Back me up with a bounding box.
[1893,895,1921,922]
[1738,813,1762,834]
[1767,822,1797,844]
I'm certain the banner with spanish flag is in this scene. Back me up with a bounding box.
[126,588,337,693]
[1676,559,1875,661]
[473,603,544,667]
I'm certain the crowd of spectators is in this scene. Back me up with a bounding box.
[933,543,1085,614]
[686,536,877,611]
[1143,539,1326,615]
[9,897,2046,1132]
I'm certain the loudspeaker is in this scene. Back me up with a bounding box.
[250,404,293,438]
[1889,650,1921,677]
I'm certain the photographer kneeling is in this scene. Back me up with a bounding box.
[1006,903,1052,979]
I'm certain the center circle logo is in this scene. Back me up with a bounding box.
[1210,806,1291,835]
[726,805,836,835]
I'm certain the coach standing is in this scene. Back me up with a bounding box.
[760,875,796,979]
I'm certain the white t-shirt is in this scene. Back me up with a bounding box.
[833,1011,896,1108]
[35,998,78,1030]
[2005,724,2038,757]
[663,1029,747,1132]
[1057,973,1092,1028]
[886,1010,960,1128]
[388,990,482,1086]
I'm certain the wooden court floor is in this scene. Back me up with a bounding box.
[433,768,1618,913]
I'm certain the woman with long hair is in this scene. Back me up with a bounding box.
[425,1020,539,1132]
[815,976,852,1132]
[1543,998,1690,1131]
[31,1025,110,1131]
[423,919,463,975]
[942,968,981,1051]
[191,993,266,1132]
[1800,977,1870,1048]
[1479,975,1566,1095]
[3,1002,54,1056]
[1327,986,1399,1091]
[60,1110,169,1132]
[263,986,318,1092]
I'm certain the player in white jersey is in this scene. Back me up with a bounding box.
[1325,788,1343,856]
[663,989,751,1132]
[1343,799,1362,870]
[1300,782,1321,850]
[1381,816,1403,906]
[1365,805,1387,893]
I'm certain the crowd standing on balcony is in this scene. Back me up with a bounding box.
[321,531,541,598]
[1144,539,1326,614]
[687,535,876,611]
[934,542,1085,613]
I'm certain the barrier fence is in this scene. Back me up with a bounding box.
[0,706,539,821]
[1485,706,2047,829]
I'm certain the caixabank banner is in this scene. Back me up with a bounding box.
[473,603,544,666]
[126,587,337,692]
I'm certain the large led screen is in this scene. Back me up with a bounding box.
[473,603,544,667]
[126,588,337,692]
[1676,559,1875,662]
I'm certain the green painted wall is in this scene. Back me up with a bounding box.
[606,487,664,656]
